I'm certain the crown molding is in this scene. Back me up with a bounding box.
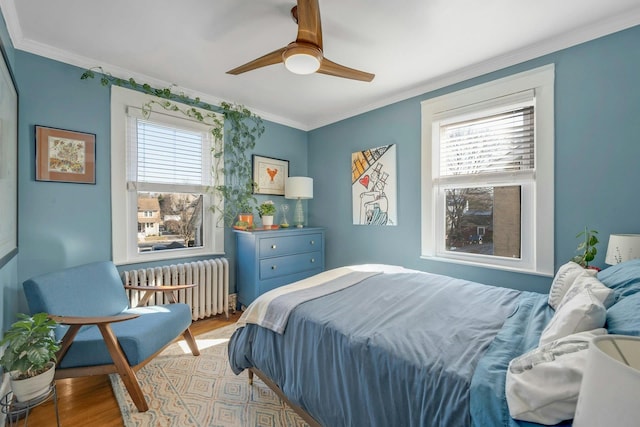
[2,0,639,131]
[305,9,640,130]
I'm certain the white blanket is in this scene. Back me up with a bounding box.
[237,264,413,333]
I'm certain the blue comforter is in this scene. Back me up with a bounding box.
[228,270,552,427]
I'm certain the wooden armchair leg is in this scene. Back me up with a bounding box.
[182,327,200,356]
[98,324,149,412]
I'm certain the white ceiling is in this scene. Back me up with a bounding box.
[2,0,640,130]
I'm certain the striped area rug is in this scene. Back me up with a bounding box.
[110,324,308,427]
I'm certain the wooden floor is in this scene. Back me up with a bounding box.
[19,311,241,427]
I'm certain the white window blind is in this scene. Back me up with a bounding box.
[136,120,204,185]
[439,106,534,177]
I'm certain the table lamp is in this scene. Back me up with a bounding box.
[285,177,313,228]
[573,335,640,426]
[605,234,640,264]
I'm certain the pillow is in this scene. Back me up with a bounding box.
[506,328,608,425]
[598,258,640,299]
[556,273,614,312]
[539,289,606,345]
[606,292,640,336]
[548,262,596,310]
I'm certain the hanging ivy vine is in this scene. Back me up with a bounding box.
[81,67,265,227]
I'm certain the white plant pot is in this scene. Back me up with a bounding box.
[10,362,55,402]
[262,215,274,227]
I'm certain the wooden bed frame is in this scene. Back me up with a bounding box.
[248,367,322,427]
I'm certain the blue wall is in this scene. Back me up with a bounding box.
[10,51,307,313]
[1,6,639,328]
[308,25,640,293]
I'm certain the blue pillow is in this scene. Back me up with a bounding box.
[606,292,640,336]
[597,259,640,300]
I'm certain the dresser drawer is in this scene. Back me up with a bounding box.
[258,268,323,295]
[260,251,322,280]
[259,233,322,258]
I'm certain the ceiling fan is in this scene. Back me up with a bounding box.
[226,0,374,82]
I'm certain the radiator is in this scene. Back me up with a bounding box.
[122,258,229,320]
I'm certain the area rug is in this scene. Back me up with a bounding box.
[110,324,308,427]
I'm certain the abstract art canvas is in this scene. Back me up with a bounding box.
[352,144,397,225]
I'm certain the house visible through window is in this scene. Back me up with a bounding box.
[111,86,224,264]
[132,119,207,253]
[421,65,555,275]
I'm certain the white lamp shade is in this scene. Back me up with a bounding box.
[574,335,640,427]
[605,234,640,265]
[285,177,313,199]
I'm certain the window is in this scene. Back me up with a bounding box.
[111,86,224,264]
[421,65,554,275]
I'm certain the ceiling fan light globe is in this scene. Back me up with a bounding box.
[284,53,320,75]
[283,44,322,75]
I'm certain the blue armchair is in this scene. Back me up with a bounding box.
[23,261,200,412]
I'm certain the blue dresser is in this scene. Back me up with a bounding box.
[235,227,325,308]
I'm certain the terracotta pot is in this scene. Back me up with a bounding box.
[238,213,254,227]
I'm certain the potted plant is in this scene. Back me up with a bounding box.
[0,313,60,402]
[571,226,599,269]
[257,201,277,227]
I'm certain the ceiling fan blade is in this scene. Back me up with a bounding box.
[294,0,323,49]
[317,58,375,82]
[226,47,287,75]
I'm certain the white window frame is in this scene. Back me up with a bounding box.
[111,86,224,265]
[421,65,554,276]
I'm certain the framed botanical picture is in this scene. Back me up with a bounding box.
[35,126,96,184]
[252,155,289,195]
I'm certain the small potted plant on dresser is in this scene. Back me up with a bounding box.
[257,201,277,227]
[0,313,60,402]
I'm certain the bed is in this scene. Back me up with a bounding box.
[228,261,640,427]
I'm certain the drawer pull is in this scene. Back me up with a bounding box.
[271,244,277,249]
[310,240,315,245]
[310,258,315,263]
[271,265,277,270]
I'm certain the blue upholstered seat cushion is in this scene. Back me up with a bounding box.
[57,303,193,368]
[23,261,130,316]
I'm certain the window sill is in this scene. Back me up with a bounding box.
[419,255,553,277]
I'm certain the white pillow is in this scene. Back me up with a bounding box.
[556,273,614,311]
[548,262,596,310]
[506,328,608,425]
[539,289,606,346]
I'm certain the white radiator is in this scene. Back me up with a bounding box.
[122,258,229,320]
